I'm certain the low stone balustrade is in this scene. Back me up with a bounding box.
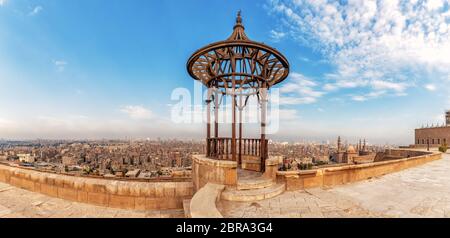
[277,149,441,191]
[0,164,193,210]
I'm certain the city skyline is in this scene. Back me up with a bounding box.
[1,0,450,144]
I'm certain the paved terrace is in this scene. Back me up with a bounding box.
[218,151,450,218]
[0,181,184,218]
[0,151,449,218]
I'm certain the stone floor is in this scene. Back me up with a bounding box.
[0,182,184,218]
[1,151,449,218]
[218,151,450,218]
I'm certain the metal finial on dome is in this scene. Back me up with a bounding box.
[236,10,242,24]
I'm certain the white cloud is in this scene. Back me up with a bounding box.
[279,96,317,105]
[270,30,286,41]
[53,60,67,72]
[0,0,7,7]
[278,109,301,120]
[29,6,43,16]
[120,105,153,120]
[351,95,368,102]
[351,90,388,102]
[425,84,437,91]
[269,0,450,100]
[278,72,324,104]
[371,80,408,92]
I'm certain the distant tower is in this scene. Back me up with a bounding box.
[363,139,366,151]
[337,136,341,152]
[446,111,450,126]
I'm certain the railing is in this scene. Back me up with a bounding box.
[206,137,268,161]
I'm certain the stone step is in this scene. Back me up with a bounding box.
[237,177,274,190]
[221,183,285,202]
[190,183,225,218]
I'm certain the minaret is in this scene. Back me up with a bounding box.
[363,139,366,151]
[446,111,450,126]
[337,136,341,152]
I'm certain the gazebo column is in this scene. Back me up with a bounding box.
[238,95,243,166]
[206,88,212,157]
[214,89,219,156]
[231,94,237,161]
[260,88,268,172]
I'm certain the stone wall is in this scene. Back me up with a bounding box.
[241,155,261,172]
[192,155,237,191]
[0,164,193,210]
[277,150,441,191]
[415,126,450,147]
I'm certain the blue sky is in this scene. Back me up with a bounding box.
[0,0,449,144]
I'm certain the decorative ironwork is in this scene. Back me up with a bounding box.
[187,12,290,95]
[187,12,290,172]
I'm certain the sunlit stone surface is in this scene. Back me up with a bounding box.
[0,182,184,218]
[217,151,450,218]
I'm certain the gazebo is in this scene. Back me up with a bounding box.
[187,11,289,173]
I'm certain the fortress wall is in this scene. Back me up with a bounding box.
[277,150,441,191]
[0,164,193,210]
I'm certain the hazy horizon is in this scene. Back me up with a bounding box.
[1,0,449,145]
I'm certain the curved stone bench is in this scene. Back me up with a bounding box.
[189,183,225,218]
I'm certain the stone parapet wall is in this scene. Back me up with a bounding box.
[192,155,237,191]
[241,155,261,172]
[0,164,193,210]
[277,150,441,191]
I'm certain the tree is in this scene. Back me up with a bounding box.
[439,143,448,153]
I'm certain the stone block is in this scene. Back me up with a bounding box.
[21,178,35,191]
[40,184,58,197]
[62,178,75,189]
[0,169,10,183]
[109,195,135,209]
[105,181,118,194]
[175,182,193,197]
[9,177,22,188]
[129,183,142,197]
[160,197,181,209]
[87,192,109,206]
[116,182,131,196]
[54,177,64,188]
[145,198,161,210]
[57,187,78,201]
[77,191,88,203]
[34,182,41,192]
[134,197,146,210]
[163,183,176,197]
[29,173,40,183]
[85,180,107,193]
[73,178,86,190]
[140,183,155,197]
[154,183,164,197]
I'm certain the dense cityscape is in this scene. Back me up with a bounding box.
[0,138,394,180]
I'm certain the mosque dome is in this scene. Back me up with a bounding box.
[346,145,356,153]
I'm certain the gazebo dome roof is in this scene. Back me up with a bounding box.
[187,12,290,94]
